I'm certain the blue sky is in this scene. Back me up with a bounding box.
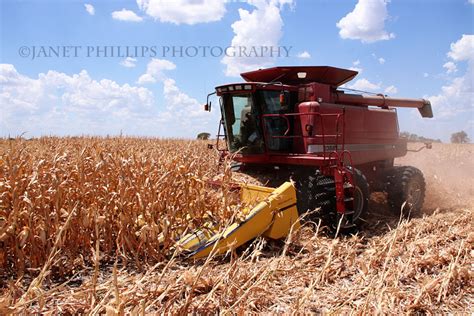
[1,0,473,141]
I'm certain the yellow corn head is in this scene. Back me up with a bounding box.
[173,182,300,259]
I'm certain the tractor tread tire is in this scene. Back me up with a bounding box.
[385,166,426,216]
[295,168,369,233]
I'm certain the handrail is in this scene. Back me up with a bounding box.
[261,111,345,160]
[340,150,354,168]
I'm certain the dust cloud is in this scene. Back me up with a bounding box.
[396,142,474,210]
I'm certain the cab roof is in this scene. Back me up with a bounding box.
[240,66,358,87]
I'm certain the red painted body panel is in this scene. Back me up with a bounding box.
[215,66,428,169]
[234,101,406,168]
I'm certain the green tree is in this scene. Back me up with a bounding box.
[450,131,470,144]
[197,132,211,140]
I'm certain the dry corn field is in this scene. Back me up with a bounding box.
[0,138,472,314]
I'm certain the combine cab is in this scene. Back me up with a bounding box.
[176,66,432,258]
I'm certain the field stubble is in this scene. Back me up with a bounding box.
[0,138,472,314]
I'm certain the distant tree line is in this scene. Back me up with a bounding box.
[400,130,471,144]
[400,132,442,143]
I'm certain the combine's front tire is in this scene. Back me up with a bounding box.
[385,166,426,216]
[295,172,335,225]
[347,168,369,225]
[296,168,369,233]
[333,168,369,232]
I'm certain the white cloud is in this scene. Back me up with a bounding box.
[84,3,95,15]
[136,74,155,84]
[136,0,226,25]
[137,59,176,84]
[221,0,294,77]
[348,78,381,91]
[443,61,457,74]
[157,77,219,135]
[428,34,473,120]
[0,65,154,112]
[136,59,215,129]
[0,64,157,136]
[0,64,43,112]
[447,34,474,61]
[384,85,398,95]
[112,9,143,22]
[336,0,395,43]
[163,78,206,119]
[371,53,385,64]
[120,57,138,68]
[423,72,429,78]
[0,63,216,137]
[297,51,311,59]
[350,60,363,73]
[429,76,473,118]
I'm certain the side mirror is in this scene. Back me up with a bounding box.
[204,102,212,112]
[279,92,286,107]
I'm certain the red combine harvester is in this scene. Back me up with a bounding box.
[205,66,433,230]
[173,66,432,259]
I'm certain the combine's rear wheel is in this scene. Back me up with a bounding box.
[385,166,426,216]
